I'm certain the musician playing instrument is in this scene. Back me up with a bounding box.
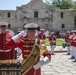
[64,31,71,55]
[0,22,15,60]
[49,32,56,55]
[6,23,51,75]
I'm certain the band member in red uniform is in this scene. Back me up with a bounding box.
[49,32,56,55]
[69,31,76,62]
[69,32,76,59]
[38,29,46,44]
[38,29,46,40]
[0,22,15,60]
[6,23,51,75]
[64,31,71,55]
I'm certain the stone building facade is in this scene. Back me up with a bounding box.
[0,0,75,31]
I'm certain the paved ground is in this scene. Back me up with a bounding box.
[41,46,76,75]
[47,46,67,51]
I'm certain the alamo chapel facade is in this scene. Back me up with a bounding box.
[0,0,75,31]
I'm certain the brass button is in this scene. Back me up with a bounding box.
[3,48,5,49]
[3,50,6,52]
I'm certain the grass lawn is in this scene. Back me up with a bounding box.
[45,38,65,46]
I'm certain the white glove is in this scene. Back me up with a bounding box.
[33,57,50,70]
[73,36,76,40]
[12,31,25,42]
[16,58,23,63]
[43,56,50,64]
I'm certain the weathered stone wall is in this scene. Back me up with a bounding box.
[0,0,74,32]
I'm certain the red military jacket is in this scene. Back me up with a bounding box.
[38,33,46,40]
[49,35,56,42]
[70,35,76,46]
[69,35,76,46]
[64,34,70,42]
[0,32,15,60]
[6,37,51,75]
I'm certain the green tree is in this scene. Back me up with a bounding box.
[73,1,76,10]
[52,0,73,9]
[73,1,76,27]
[44,0,73,9]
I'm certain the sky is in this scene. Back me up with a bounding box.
[0,0,31,10]
[0,0,49,10]
[0,0,75,10]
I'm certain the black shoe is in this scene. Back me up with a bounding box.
[72,59,76,62]
[66,53,70,55]
[69,56,75,59]
[51,53,55,55]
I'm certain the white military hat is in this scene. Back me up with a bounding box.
[50,32,54,35]
[0,22,8,27]
[66,31,70,34]
[24,23,39,30]
[40,28,45,31]
[17,28,21,31]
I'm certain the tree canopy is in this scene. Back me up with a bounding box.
[44,0,73,9]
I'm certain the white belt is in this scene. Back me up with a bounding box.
[0,49,11,52]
